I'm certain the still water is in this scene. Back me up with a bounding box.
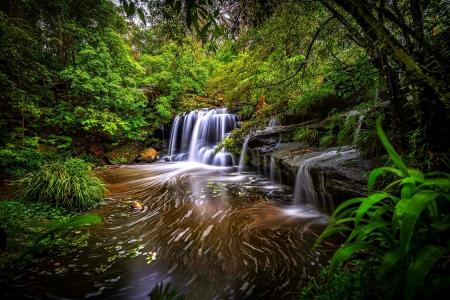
[3,162,339,299]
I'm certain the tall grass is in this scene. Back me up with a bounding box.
[315,118,450,299]
[16,158,107,211]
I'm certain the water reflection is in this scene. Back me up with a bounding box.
[2,162,339,299]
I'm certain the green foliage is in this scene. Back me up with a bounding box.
[15,158,107,211]
[294,127,319,147]
[0,199,101,270]
[148,282,185,300]
[0,146,47,176]
[300,260,400,299]
[316,119,450,299]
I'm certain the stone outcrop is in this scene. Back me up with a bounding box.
[136,147,159,162]
[243,124,385,200]
[105,144,140,165]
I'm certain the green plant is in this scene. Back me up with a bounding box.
[300,260,399,299]
[148,282,185,300]
[316,118,450,299]
[294,127,319,147]
[355,128,381,157]
[0,199,101,270]
[15,158,107,211]
[0,146,47,176]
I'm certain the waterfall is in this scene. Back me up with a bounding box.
[294,150,353,207]
[268,116,279,127]
[270,157,276,182]
[168,116,180,157]
[353,114,364,145]
[238,136,250,172]
[167,108,239,166]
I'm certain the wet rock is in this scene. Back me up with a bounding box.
[136,147,158,162]
[130,201,143,210]
[244,123,386,200]
[148,141,165,151]
[105,144,140,165]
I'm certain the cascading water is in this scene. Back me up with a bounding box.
[167,108,240,166]
[270,156,276,182]
[293,149,355,208]
[238,136,250,172]
[268,116,279,127]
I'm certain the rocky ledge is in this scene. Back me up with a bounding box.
[243,125,385,201]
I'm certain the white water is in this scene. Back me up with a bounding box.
[270,157,276,182]
[268,116,279,127]
[238,136,250,172]
[167,108,239,166]
[293,149,354,207]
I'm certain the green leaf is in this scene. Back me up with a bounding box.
[430,218,450,232]
[354,193,390,228]
[312,226,353,249]
[379,244,406,280]
[376,118,409,177]
[355,221,391,243]
[328,243,385,281]
[406,245,449,286]
[128,2,135,16]
[137,8,146,25]
[368,167,404,193]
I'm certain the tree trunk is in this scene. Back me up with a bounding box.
[58,15,63,64]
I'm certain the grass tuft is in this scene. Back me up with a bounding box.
[15,158,107,211]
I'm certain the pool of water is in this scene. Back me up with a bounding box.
[2,162,340,299]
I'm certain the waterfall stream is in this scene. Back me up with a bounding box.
[167,108,239,166]
[293,149,355,208]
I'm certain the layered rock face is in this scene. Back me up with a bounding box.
[242,123,385,201]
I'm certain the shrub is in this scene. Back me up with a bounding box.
[0,147,46,176]
[294,127,319,147]
[300,260,400,300]
[15,158,107,211]
[315,118,450,299]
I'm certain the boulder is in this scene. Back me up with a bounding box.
[136,147,158,162]
[105,144,140,165]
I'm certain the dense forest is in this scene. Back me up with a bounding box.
[1,0,450,299]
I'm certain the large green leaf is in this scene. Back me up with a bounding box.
[379,244,406,280]
[354,193,390,228]
[368,167,404,193]
[406,245,449,287]
[376,118,409,177]
[355,221,391,243]
[313,226,353,249]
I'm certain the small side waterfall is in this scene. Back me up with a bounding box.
[270,157,276,182]
[268,116,279,127]
[238,136,250,172]
[167,108,240,166]
[293,149,354,207]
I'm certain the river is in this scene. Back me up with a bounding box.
[2,161,339,299]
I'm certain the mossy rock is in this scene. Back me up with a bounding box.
[105,144,139,165]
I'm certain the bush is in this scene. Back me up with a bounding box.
[15,158,107,211]
[300,260,400,300]
[316,118,450,299]
[0,147,46,176]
